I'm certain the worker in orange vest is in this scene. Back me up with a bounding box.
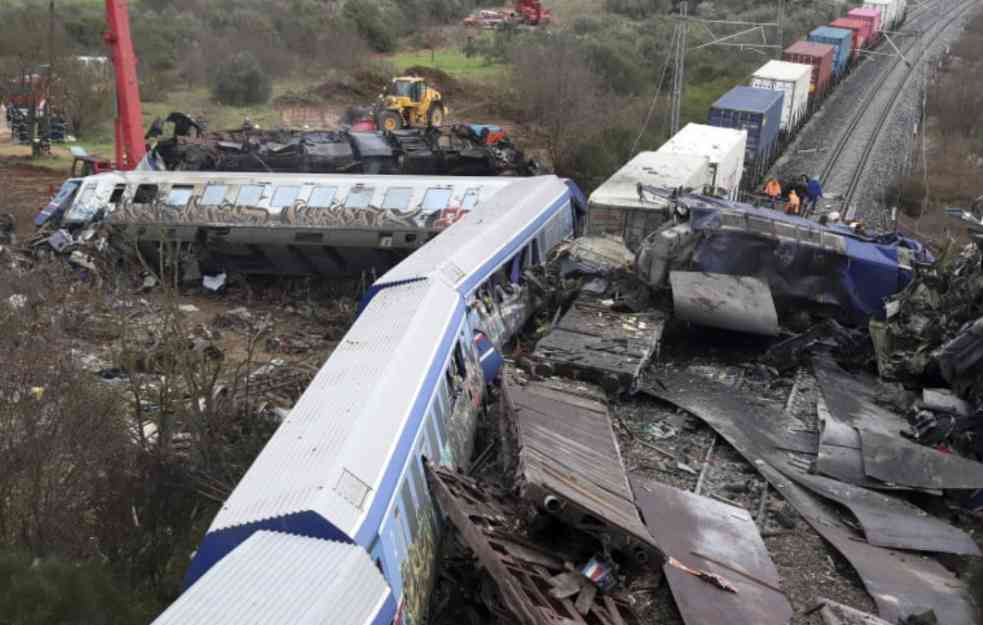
[764,178,782,209]
[785,189,801,216]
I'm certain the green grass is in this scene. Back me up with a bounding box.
[387,47,508,82]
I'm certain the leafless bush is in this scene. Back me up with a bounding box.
[508,35,610,175]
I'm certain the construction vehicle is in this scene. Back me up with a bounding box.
[463,0,551,28]
[375,76,447,131]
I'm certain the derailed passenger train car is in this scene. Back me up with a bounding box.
[151,176,584,625]
[55,171,527,276]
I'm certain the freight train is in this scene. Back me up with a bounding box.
[589,0,909,246]
[148,175,585,625]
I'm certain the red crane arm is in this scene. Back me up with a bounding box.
[104,0,145,170]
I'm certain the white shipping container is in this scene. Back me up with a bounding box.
[750,61,812,132]
[590,151,711,213]
[588,151,711,248]
[863,0,897,29]
[657,123,747,201]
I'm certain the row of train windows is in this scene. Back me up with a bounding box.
[117,183,480,212]
[376,336,471,579]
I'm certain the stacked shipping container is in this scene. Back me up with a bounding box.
[708,86,783,181]
[783,41,835,97]
[808,26,854,76]
[848,7,882,45]
[750,61,813,133]
[830,17,869,59]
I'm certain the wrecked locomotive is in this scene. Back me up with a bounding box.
[150,176,584,625]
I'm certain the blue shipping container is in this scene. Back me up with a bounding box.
[708,86,783,164]
[808,26,853,76]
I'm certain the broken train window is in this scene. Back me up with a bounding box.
[201,184,227,206]
[271,186,301,211]
[422,188,452,211]
[133,184,159,204]
[461,189,480,211]
[165,186,194,208]
[235,184,265,207]
[344,187,375,209]
[308,186,338,208]
[382,187,413,211]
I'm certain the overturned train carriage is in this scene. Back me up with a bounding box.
[56,171,550,276]
[151,176,584,625]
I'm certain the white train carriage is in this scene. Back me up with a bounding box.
[161,176,584,625]
[52,171,516,276]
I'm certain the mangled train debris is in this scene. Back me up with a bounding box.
[502,371,662,567]
[634,195,933,329]
[529,236,666,391]
[640,367,980,623]
[631,475,794,625]
[150,121,542,178]
[426,465,646,625]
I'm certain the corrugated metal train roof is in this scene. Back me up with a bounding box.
[153,531,390,625]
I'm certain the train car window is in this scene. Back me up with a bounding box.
[426,411,441,450]
[165,186,194,208]
[433,382,450,444]
[109,184,126,205]
[308,186,338,207]
[400,481,419,539]
[409,454,427,509]
[422,188,452,211]
[453,341,467,378]
[382,187,413,211]
[461,189,480,210]
[236,184,264,207]
[133,184,158,204]
[271,186,301,210]
[531,239,541,265]
[201,184,227,206]
[344,187,374,209]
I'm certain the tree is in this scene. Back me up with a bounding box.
[209,51,273,106]
[342,0,400,53]
[53,60,114,138]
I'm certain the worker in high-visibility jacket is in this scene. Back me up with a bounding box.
[785,189,801,216]
[764,178,782,210]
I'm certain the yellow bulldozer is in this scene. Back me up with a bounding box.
[374,76,447,131]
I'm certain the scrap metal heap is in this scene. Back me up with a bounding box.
[149,114,542,177]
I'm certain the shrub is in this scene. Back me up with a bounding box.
[208,52,273,106]
[0,551,153,625]
[342,0,399,53]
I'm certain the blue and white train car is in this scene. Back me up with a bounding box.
[154,175,584,625]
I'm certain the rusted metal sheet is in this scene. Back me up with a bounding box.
[426,464,644,625]
[670,271,780,336]
[756,461,978,625]
[814,355,983,490]
[643,369,981,556]
[505,373,662,566]
[631,476,794,625]
[533,296,666,391]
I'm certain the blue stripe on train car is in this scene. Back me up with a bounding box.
[808,26,853,76]
[708,86,783,164]
[184,511,352,589]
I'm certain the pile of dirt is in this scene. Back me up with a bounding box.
[401,65,464,97]
[274,68,390,107]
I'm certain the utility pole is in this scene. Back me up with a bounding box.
[670,1,688,136]
[776,0,784,59]
[46,0,55,146]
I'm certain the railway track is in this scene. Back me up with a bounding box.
[817,0,977,219]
